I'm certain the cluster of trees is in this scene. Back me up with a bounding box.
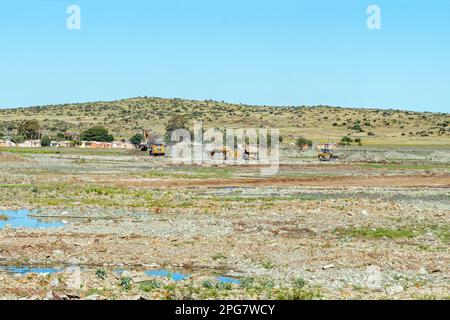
[80,126,114,142]
[1,119,117,146]
[4,120,42,143]
[130,133,144,147]
[295,137,313,148]
[40,126,116,147]
[340,136,362,146]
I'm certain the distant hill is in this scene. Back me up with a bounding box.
[0,97,449,146]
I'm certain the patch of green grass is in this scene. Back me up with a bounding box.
[261,261,275,269]
[336,223,450,244]
[294,278,306,289]
[240,277,255,289]
[119,276,132,290]
[276,287,322,300]
[335,227,418,239]
[215,282,233,290]
[426,224,450,243]
[85,186,124,196]
[139,280,161,292]
[212,253,226,261]
[210,194,317,203]
[143,167,234,180]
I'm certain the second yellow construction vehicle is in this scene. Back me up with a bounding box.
[139,129,166,156]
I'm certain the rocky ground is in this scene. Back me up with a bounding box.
[0,149,449,300]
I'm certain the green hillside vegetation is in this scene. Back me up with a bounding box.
[0,97,449,146]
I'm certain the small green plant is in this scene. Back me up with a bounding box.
[262,261,275,269]
[139,280,161,292]
[240,277,255,289]
[276,287,321,300]
[95,268,107,280]
[294,278,306,289]
[202,280,214,288]
[212,253,226,261]
[335,227,417,239]
[120,276,132,290]
[216,282,232,290]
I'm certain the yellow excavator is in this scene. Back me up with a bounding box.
[317,143,338,162]
[139,129,165,156]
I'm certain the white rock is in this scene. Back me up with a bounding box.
[418,267,428,275]
[52,250,64,258]
[386,285,404,295]
[45,291,54,300]
[365,265,383,290]
[65,266,82,290]
[85,294,100,300]
[49,278,60,287]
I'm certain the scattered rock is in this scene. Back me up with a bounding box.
[418,267,428,276]
[365,265,383,290]
[322,264,335,270]
[45,291,55,300]
[385,285,404,295]
[49,278,60,287]
[65,266,82,290]
[52,250,64,258]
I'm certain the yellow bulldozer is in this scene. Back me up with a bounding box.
[139,129,165,156]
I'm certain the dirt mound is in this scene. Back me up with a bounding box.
[0,152,28,162]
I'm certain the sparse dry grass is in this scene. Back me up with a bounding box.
[0,97,448,146]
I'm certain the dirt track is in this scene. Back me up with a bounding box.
[113,174,450,189]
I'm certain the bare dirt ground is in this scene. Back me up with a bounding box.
[0,149,449,300]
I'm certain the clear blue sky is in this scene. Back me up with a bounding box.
[1,0,449,112]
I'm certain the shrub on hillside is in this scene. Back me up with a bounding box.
[41,135,51,147]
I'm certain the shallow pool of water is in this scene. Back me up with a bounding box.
[116,268,241,284]
[216,276,241,285]
[0,210,65,229]
[0,265,62,274]
[144,269,190,281]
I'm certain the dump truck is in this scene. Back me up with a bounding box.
[139,129,166,156]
